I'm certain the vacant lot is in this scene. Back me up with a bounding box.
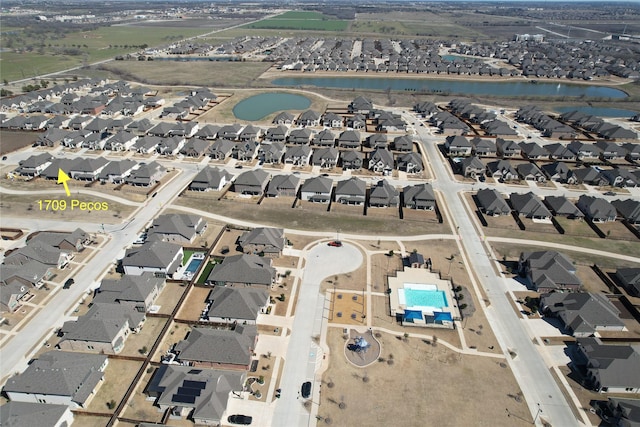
[319,328,532,427]
[0,131,37,155]
[244,11,349,31]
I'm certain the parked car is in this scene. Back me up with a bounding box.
[327,240,342,247]
[228,414,252,425]
[301,381,312,398]
[63,278,74,289]
[603,191,616,196]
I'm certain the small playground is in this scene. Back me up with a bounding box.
[344,329,380,367]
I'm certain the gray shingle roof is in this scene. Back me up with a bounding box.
[122,240,182,273]
[206,286,269,321]
[175,325,257,366]
[0,401,70,427]
[206,254,275,286]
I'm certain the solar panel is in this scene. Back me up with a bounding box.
[183,380,207,389]
[177,386,202,396]
[172,394,196,404]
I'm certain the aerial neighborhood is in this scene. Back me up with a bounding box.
[1,2,640,427]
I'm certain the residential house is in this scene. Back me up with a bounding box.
[312,129,336,147]
[23,229,88,253]
[233,169,270,196]
[540,292,625,337]
[2,351,107,408]
[368,148,394,175]
[4,240,72,270]
[189,166,231,192]
[596,397,640,427]
[239,124,261,142]
[58,303,137,353]
[206,254,275,287]
[238,227,286,257]
[146,364,244,425]
[519,142,549,160]
[577,195,617,222]
[544,196,584,219]
[615,268,640,297]
[486,159,518,181]
[389,135,411,152]
[496,138,521,158]
[517,163,546,182]
[132,136,161,154]
[541,162,572,183]
[612,199,640,224]
[232,141,259,162]
[346,113,366,130]
[207,139,235,160]
[258,142,286,165]
[575,337,640,393]
[312,147,339,169]
[445,135,472,156]
[471,137,497,157]
[568,141,602,161]
[69,157,110,181]
[349,96,374,114]
[148,214,206,244]
[217,124,243,141]
[104,131,137,151]
[288,128,313,145]
[571,167,607,186]
[369,179,399,208]
[546,143,577,161]
[97,159,137,184]
[403,183,436,211]
[518,250,582,292]
[0,402,73,427]
[93,273,165,313]
[595,141,627,161]
[0,262,52,313]
[125,161,166,187]
[396,152,423,174]
[121,240,183,277]
[300,176,333,203]
[156,136,186,156]
[335,177,367,205]
[510,192,552,220]
[601,168,639,188]
[296,110,321,127]
[264,125,288,143]
[15,153,54,177]
[623,143,640,162]
[204,286,269,324]
[265,174,301,198]
[476,188,511,216]
[283,145,312,166]
[174,325,257,370]
[322,112,344,128]
[194,124,220,140]
[272,111,295,125]
[458,156,485,179]
[179,139,210,158]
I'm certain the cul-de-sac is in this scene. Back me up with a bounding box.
[1,2,640,427]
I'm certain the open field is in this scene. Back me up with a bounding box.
[0,131,38,155]
[96,61,272,88]
[319,328,532,427]
[244,11,349,32]
[1,26,213,83]
[176,194,451,236]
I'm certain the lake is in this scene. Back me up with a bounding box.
[233,93,311,121]
[272,76,628,98]
[554,106,638,118]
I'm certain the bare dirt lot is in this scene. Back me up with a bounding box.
[0,131,37,155]
[319,328,532,427]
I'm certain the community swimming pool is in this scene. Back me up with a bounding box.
[398,283,448,309]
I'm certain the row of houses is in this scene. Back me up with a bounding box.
[0,229,89,314]
[476,188,640,224]
[191,166,437,210]
[14,154,167,186]
[457,156,640,188]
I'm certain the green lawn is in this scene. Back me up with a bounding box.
[196,261,217,284]
[245,11,349,31]
[182,250,196,264]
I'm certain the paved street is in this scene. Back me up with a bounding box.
[410,112,580,427]
[272,242,363,427]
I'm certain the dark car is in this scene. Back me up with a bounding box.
[603,191,616,196]
[327,240,342,247]
[301,381,312,398]
[63,278,74,289]
[228,414,252,425]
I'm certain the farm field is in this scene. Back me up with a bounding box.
[244,11,349,31]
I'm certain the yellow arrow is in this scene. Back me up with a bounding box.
[57,168,71,197]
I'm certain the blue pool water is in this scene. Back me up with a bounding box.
[186,258,203,273]
[404,289,448,308]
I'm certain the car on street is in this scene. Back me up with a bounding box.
[327,240,342,247]
[235,164,243,169]
[63,278,74,289]
[228,414,252,425]
[603,191,616,196]
[301,381,312,398]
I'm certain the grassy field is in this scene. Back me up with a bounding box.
[1,26,213,82]
[95,60,272,87]
[244,11,349,31]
